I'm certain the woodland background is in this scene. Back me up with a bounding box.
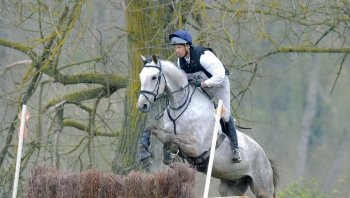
[0,0,349,197]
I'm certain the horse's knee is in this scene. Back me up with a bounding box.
[145,123,157,131]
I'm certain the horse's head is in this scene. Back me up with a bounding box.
[137,54,166,113]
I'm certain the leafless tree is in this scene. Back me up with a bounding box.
[0,0,349,196]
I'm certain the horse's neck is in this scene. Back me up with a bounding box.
[163,64,189,108]
[166,84,190,108]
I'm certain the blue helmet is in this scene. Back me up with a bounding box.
[169,30,192,45]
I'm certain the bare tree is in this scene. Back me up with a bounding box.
[0,0,128,195]
[1,0,350,196]
[295,55,319,181]
[112,0,175,175]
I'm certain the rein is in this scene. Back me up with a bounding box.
[139,60,194,128]
[156,84,190,101]
[139,63,166,103]
[166,86,196,134]
[139,61,191,103]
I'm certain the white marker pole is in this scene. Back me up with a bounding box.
[12,104,27,198]
[203,100,223,198]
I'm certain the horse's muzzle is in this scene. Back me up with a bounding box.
[138,103,150,113]
[136,98,150,113]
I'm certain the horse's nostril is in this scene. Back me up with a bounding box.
[143,104,148,110]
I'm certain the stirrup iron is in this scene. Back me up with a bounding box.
[232,149,242,163]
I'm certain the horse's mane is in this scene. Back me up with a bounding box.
[143,54,163,64]
[144,54,186,75]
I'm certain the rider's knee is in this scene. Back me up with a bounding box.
[222,113,230,122]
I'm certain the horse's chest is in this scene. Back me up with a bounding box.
[163,119,188,135]
[163,119,212,142]
[162,93,216,141]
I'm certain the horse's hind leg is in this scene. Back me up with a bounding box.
[218,179,249,196]
[247,177,273,198]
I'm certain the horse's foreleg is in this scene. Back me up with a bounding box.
[139,130,152,167]
[167,134,202,157]
[162,144,172,165]
[139,123,173,167]
[144,123,170,144]
[142,124,185,165]
[162,138,184,165]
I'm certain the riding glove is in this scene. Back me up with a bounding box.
[190,81,202,87]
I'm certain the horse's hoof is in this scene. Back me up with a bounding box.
[141,156,152,167]
[163,147,172,165]
[163,154,183,165]
[163,155,171,165]
[140,150,152,167]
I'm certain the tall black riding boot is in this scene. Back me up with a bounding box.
[225,116,242,163]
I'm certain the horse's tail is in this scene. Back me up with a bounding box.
[269,159,279,198]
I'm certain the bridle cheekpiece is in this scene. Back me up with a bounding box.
[139,61,167,104]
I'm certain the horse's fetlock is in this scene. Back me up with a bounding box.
[140,149,153,168]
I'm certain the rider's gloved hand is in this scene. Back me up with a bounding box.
[190,80,202,87]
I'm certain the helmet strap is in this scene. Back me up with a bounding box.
[183,44,189,58]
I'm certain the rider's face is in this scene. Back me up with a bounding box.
[174,45,188,58]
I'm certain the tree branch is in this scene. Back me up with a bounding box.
[278,47,350,53]
[63,119,119,137]
[0,60,32,77]
[42,86,119,113]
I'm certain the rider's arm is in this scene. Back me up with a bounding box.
[199,51,225,88]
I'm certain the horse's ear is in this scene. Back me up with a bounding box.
[152,54,158,64]
[140,55,147,64]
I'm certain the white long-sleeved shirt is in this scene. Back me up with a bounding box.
[177,50,226,87]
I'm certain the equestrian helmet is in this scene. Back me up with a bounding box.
[169,30,192,45]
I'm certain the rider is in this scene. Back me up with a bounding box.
[169,30,242,163]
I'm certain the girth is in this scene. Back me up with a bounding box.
[186,133,226,172]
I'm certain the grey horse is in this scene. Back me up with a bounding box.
[137,54,278,198]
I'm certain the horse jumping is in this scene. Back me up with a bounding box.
[136,54,278,198]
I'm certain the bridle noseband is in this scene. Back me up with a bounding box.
[139,61,167,104]
[139,61,191,105]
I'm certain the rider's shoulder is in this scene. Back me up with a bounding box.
[191,45,214,57]
[191,45,206,51]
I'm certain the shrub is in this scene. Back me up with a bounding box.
[278,178,327,198]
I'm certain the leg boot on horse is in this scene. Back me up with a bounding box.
[225,116,242,163]
[140,130,152,166]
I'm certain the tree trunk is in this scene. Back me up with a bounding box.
[53,108,63,169]
[112,0,174,175]
[295,54,319,180]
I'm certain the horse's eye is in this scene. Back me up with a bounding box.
[152,76,157,80]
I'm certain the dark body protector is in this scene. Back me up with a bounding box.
[178,45,229,83]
